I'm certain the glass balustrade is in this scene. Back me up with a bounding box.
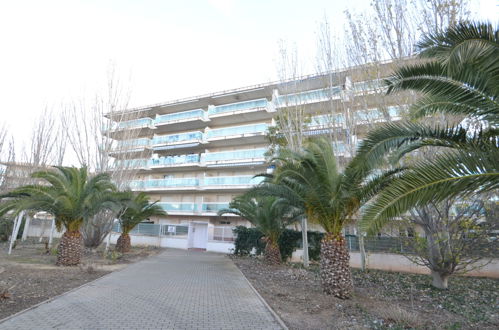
[208,98,268,116]
[155,109,206,125]
[117,118,153,129]
[202,176,264,186]
[130,178,199,189]
[354,108,384,122]
[158,202,198,212]
[388,106,403,118]
[129,176,264,190]
[148,154,200,167]
[310,114,345,127]
[205,123,268,139]
[202,203,230,212]
[116,138,151,149]
[115,159,148,169]
[152,131,203,145]
[202,148,266,162]
[277,87,341,107]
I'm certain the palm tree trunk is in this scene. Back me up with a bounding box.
[320,233,353,299]
[264,240,281,264]
[56,230,83,266]
[116,233,131,253]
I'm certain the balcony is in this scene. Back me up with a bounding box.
[208,99,273,125]
[152,131,204,153]
[158,202,198,214]
[111,138,152,154]
[205,123,268,147]
[129,178,199,191]
[201,202,230,214]
[128,175,264,192]
[148,154,201,169]
[202,175,264,188]
[201,148,267,167]
[113,159,149,170]
[106,118,155,138]
[154,109,208,133]
[277,87,341,107]
[353,80,386,94]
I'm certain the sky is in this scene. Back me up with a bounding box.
[0,0,497,155]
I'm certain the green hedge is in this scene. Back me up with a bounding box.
[232,226,324,261]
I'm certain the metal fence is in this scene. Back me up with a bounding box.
[212,226,235,242]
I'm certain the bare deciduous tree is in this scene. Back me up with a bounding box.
[61,64,148,248]
[402,196,497,289]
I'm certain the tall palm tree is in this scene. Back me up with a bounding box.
[253,138,394,298]
[356,21,499,234]
[115,191,167,253]
[218,194,301,264]
[0,167,117,266]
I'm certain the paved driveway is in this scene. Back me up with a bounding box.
[0,249,283,330]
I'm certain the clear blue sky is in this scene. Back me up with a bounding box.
[0,0,497,148]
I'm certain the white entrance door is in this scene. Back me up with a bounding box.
[192,223,208,249]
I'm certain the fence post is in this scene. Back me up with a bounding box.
[348,236,352,250]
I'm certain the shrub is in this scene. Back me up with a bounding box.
[232,226,324,261]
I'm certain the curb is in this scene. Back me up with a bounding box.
[0,252,162,325]
[231,257,289,330]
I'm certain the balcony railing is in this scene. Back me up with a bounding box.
[277,87,341,107]
[205,123,268,139]
[152,131,203,146]
[114,159,149,169]
[202,148,266,163]
[310,114,345,127]
[148,154,200,167]
[158,202,198,213]
[203,175,264,186]
[202,203,230,213]
[208,98,268,116]
[130,178,199,190]
[155,109,206,125]
[128,175,263,190]
[115,138,152,149]
[115,118,154,130]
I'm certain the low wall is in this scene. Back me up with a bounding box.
[107,233,232,253]
[291,249,499,278]
[207,241,234,254]
[26,224,62,239]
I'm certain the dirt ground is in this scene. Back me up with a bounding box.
[232,256,499,330]
[0,239,162,320]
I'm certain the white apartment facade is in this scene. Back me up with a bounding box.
[106,60,409,237]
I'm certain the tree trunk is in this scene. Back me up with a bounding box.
[431,270,449,289]
[320,233,353,299]
[116,233,131,253]
[264,241,281,265]
[56,230,83,266]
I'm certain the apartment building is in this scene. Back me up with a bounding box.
[105,60,411,237]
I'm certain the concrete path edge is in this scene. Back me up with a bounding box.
[0,261,132,325]
[231,257,289,330]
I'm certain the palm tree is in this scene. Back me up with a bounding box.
[0,167,117,266]
[356,21,499,234]
[218,194,300,264]
[115,191,167,253]
[253,138,394,298]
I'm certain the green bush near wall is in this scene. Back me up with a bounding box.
[232,226,324,261]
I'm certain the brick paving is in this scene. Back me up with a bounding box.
[0,249,283,330]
